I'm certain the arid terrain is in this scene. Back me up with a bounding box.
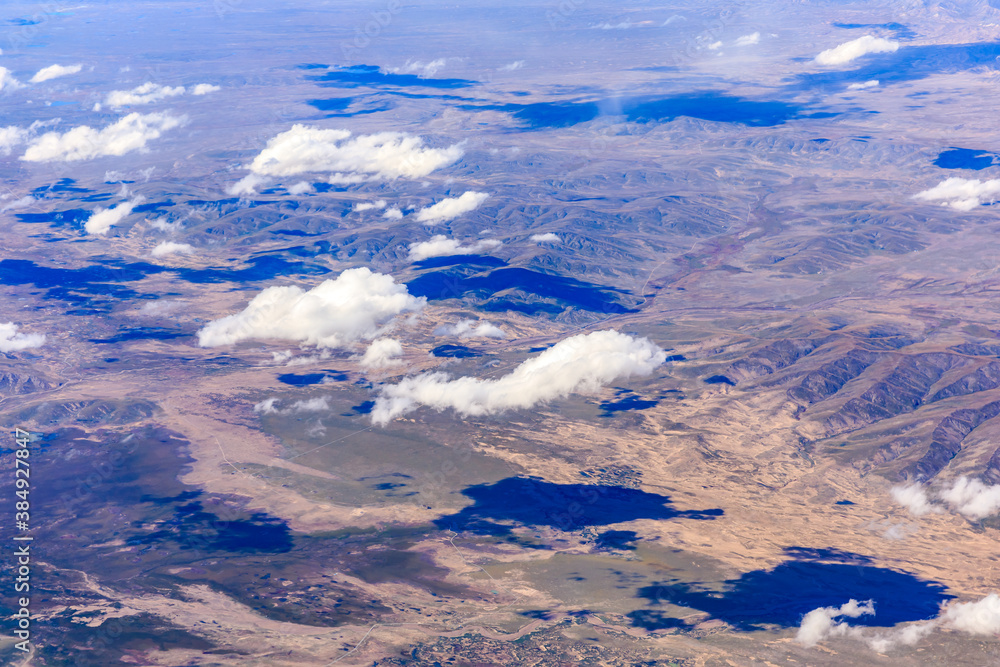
[2,0,1000,665]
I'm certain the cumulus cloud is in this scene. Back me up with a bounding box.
[105,166,155,183]
[848,79,880,90]
[938,477,1000,519]
[815,35,899,66]
[0,67,23,91]
[22,112,185,162]
[706,40,723,50]
[797,601,934,652]
[797,594,1000,652]
[0,125,28,156]
[197,267,426,348]
[434,319,506,339]
[389,58,447,77]
[30,64,82,83]
[414,191,489,224]
[890,483,942,517]
[893,477,1000,519]
[864,620,938,653]
[254,396,330,415]
[85,196,145,235]
[226,173,267,196]
[371,330,665,425]
[228,125,463,194]
[383,207,403,219]
[407,235,501,261]
[941,594,1000,635]
[0,195,35,212]
[734,32,760,46]
[191,83,220,95]
[136,299,184,316]
[355,199,386,212]
[147,216,184,233]
[913,177,1000,211]
[796,599,874,647]
[100,82,185,109]
[253,398,279,414]
[500,61,525,71]
[286,181,314,195]
[531,232,561,243]
[151,241,194,257]
[360,338,404,369]
[0,322,45,352]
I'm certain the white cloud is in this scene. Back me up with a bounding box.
[22,112,185,162]
[0,322,45,352]
[0,126,27,155]
[890,483,942,517]
[102,82,186,109]
[147,216,183,233]
[254,396,330,415]
[191,83,220,95]
[434,319,506,339]
[383,207,403,219]
[226,173,267,196]
[30,64,82,83]
[0,67,23,91]
[938,477,1000,519]
[734,32,760,46]
[355,199,386,212]
[136,300,183,316]
[407,235,501,261]
[913,177,1000,211]
[863,518,919,541]
[864,620,938,653]
[706,41,723,50]
[531,232,561,243]
[84,196,145,235]
[389,58,447,77]
[0,195,35,212]
[254,398,280,414]
[815,35,899,66]
[500,61,525,71]
[360,338,404,369]
[197,267,426,348]
[371,330,666,425]
[105,166,155,183]
[848,79,880,90]
[228,125,463,194]
[797,594,1000,652]
[796,599,874,647]
[286,181,314,195]
[594,22,631,30]
[291,397,330,412]
[894,477,1000,519]
[941,594,1000,635]
[284,352,333,367]
[415,191,489,224]
[151,241,194,257]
